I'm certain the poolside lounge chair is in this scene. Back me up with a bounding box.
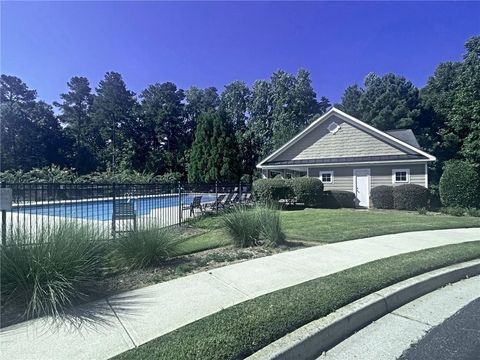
[241,193,253,204]
[230,193,240,204]
[220,193,234,208]
[183,196,203,216]
[112,200,137,233]
[206,194,226,211]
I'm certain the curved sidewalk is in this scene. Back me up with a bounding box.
[1,228,479,360]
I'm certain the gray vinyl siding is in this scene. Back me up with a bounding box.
[308,167,353,191]
[274,114,415,162]
[307,163,427,191]
[370,164,426,188]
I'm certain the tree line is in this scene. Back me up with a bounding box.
[1,36,478,184]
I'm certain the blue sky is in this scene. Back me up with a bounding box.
[2,1,479,105]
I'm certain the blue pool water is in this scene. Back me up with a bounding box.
[19,194,216,221]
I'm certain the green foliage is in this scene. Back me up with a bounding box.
[417,208,428,215]
[222,206,285,247]
[320,190,356,209]
[249,70,329,157]
[439,160,480,208]
[54,76,98,174]
[0,224,107,320]
[371,186,394,209]
[287,177,324,207]
[440,207,466,217]
[340,73,422,131]
[140,82,187,173]
[421,36,480,177]
[0,165,76,183]
[113,228,182,269]
[90,71,140,172]
[0,167,182,184]
[188,111,242,182]
[393,184,429,211]
[252,179,293,204]
[466,208,480,217]
[1,75,67,171]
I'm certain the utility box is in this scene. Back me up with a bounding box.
[0,188,13,211]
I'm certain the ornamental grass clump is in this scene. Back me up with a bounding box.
[113,228,182,270]
[222,206,285,247]
[0,223,108,320]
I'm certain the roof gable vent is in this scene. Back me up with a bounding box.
[327,121,340,134]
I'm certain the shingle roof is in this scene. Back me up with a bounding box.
[263,154,427,166]
[385,129,420,149]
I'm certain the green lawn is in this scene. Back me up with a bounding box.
[113,241,480,360]
[281,208,480,243]
[177,208,480,255]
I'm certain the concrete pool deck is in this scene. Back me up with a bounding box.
[1,228,479,360]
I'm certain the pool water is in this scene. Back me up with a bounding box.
[18,194,217,221]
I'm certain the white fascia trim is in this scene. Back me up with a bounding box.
[256,108,436,167]
[258,159,432,169]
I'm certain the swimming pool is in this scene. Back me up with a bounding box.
[17,194,217,221]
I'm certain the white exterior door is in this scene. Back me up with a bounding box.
[354,169,370,207]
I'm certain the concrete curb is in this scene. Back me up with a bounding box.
[247,259,480,360]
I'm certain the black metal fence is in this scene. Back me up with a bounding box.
[0,182,252,245]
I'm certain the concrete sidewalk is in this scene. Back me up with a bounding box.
[1,228,479,360]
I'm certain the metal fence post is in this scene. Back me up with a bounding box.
[239,180,242,203]
[178,181,182,224]
[215,180,218,212]
[112,182,116,238]
[1,182,6,245]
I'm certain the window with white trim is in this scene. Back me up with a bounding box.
[320,171,334,184]
[392,169,410,183]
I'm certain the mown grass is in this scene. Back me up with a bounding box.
[113,241,480,360]
[177,208,480,254]
[280,208,480,243]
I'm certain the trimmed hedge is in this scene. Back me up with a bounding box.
[371,186,394,209]
[252,179,293,204]
[439,160,480,208]
[392,184,429,211]
[321,190,356,209]
[287,177,324,207]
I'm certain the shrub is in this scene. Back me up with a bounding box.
[287,177,324,207]
[417,208,428,215]
[439,160,480,208]
[252,179,293,204]
[113,228,182,269]
[466,208,480,217]
[320,190,356,208]
[222,206,285,247]
[393,184,429,211]
[371,186,394,209]
[440,207,466,217]
[0,224,107,320]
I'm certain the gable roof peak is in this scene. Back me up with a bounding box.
[256,108,436,167]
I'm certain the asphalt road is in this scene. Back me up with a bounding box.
[399,297,480,360]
